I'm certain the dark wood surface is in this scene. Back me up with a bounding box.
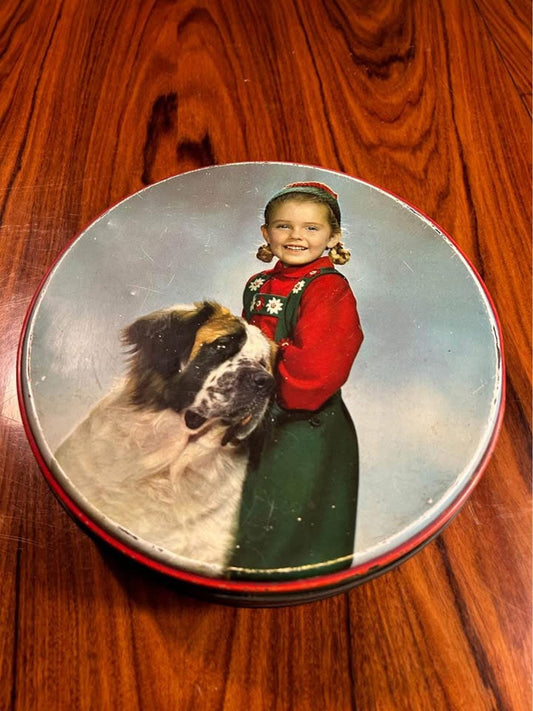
[1,1,530,708]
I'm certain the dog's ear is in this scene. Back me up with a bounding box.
[123,302,216,378]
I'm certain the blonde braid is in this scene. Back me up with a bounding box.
[329,241,351,265]
[256,244,274,262]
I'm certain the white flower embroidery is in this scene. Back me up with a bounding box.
[249,277,266,292]
[292,280,305,294]
[266,297,284,315]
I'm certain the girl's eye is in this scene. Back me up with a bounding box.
[306,226,319,231]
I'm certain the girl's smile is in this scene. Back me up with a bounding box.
[261,200,339,266]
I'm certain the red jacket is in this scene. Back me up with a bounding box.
[246,256,363,411]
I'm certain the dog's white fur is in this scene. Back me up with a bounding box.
[54,303,275,577]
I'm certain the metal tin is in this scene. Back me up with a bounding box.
[18,163,504,606]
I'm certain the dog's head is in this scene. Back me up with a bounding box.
[122,302,277,443]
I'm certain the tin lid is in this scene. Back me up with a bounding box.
[18,163,504,605]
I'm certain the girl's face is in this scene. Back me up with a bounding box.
[261,200,339,267]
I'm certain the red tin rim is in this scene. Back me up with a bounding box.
[16,164,506,597]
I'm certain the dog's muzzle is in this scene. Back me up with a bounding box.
[184,365,275,438]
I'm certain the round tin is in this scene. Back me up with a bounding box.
[18,163,504,606]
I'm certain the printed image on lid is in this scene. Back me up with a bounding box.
[18,163,504,603]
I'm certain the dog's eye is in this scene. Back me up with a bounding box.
[211,336,232,350]
[198,331,245,361]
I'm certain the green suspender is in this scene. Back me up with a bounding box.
[243,266,345,343]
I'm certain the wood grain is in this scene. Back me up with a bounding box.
[0,1,530,709]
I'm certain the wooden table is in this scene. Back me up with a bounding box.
[1,1,530,708]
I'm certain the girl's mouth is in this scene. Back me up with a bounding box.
[284,245,307,251]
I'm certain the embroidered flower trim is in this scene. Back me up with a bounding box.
[292,280,306,294]
[279,338,291,349]
[266,297,284,315]
[249,277,266,292]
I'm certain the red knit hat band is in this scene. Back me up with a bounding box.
[265,182,341,226]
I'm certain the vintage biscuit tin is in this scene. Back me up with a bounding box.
[18,163,504,605]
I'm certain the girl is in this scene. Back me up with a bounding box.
[228,182,364,580]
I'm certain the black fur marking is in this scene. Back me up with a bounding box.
[184,411,207,430]
[164,327,247,412]
[123,302,216,408]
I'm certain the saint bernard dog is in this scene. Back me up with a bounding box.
[54,302,277,577]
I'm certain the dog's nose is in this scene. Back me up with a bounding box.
[250,370,274,391]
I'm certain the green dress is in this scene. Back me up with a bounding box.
[227,267,359,581]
